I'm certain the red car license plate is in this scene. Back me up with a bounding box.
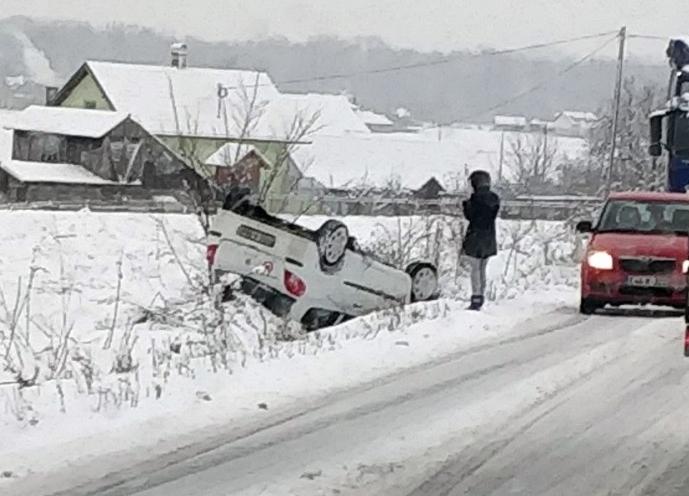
[626,275,667,287]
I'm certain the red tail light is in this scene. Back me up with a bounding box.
[684,326,689,357]
[284,270,306,297]
[206,244,218,266]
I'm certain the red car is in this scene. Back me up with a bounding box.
[576,191,689,314]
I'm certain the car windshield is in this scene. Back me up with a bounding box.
[597,199,689,235]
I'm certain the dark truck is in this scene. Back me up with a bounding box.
[649,38,689,192]
[647,38,689,355]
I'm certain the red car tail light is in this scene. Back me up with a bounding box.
[684,326,689,357]
[284,270,306,297]
[206,244,218,266]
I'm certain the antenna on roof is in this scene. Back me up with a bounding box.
[171,42,188,69]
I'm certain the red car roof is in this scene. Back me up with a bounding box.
[608,191,689,203]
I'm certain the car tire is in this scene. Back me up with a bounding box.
[407,263,439,302]
[316,220,349,273]
[579,297,601,315]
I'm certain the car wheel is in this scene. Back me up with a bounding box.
[317,220,349,273]
[579,297,601,315]
[407,263,439,302]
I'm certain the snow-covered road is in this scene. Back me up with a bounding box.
[24,309,689,496]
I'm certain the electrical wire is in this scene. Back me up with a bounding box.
[627,34,669,41]
[460,33,620,121]
[217,30,619,92]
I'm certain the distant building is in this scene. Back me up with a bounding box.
[493,115,528,132]
[0,106,199,203]
[204,141,321,199]
[49,47,372,200]
[551,111,598,137]
[354,108,395,133]
[415,177,446,200]
[529,118,553,132]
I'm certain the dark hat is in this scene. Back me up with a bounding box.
[469,170,491,189]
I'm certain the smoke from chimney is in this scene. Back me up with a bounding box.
[171,42,188,69]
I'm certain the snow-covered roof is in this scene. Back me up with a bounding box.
[79,62,369,140]
[84,60,281,139]
[0,159,121,184]
[557,111,598,122]
[529,118,552,126]
[0,109,20,164]
[291,128,587,189]
[355,109,394,127]
[494,115,527,127]
[10,105,130,138]
[262,93,371,136]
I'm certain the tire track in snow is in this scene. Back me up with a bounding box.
[405,316,682,496]
[403,335,635,496]
[39,308,589,496]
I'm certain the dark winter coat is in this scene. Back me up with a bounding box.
[462,186,500,259]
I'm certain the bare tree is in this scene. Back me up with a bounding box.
[589,77,665,192]
[506,133,559,195]
[224,75,268,164]
[257,108,322,206]
[168,74,324,233]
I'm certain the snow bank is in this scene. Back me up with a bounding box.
[0,210,579,489]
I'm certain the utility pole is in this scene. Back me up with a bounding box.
[498,131,505,183]
[542,124,549,179]
[605,26,627,195]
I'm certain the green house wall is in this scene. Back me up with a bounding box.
[58,73,113,110]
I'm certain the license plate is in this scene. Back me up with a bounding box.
[237,225,276,247]
[626,275,661,287]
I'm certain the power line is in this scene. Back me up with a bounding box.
[460,33,620,122]
[279,31,619,85]
[627,34,669,41]
[217,30,619,93]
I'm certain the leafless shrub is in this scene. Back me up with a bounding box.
[0,260,44,387]
[103,251,124,350]
[366,216,440,269]
[506,133,559,195]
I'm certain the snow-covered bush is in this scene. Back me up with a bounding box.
[360,215,578,302]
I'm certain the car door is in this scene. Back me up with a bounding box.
[337,250,410,314]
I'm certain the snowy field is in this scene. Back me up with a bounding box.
[0,210,582,488]
[292,127,587,189]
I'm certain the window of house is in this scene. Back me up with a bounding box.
[84,100,97,109]
[13,132,66,163]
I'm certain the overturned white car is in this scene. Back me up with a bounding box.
[207,190,439,330]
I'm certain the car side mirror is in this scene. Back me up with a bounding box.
[576,220,593,233]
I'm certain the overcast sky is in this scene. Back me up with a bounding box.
[2,0,686,59]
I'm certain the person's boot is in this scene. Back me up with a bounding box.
[468,295,482,311]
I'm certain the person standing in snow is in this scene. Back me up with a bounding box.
[462,170,500,311]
